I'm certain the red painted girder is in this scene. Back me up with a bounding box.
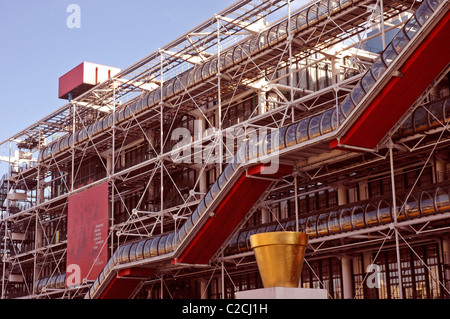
[330,10,450,150]
[99,267,154,299]
[99,277,142,299]
[174,164,292,265]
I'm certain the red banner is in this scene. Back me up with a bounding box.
[67,182,109,287]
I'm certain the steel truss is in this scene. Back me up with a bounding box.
[1,0,449,299]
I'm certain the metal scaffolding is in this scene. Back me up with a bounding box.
[1,0,449,299]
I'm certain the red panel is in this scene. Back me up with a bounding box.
[58,62,85,99]
[118,267,155,277]
[247,164,292,178]
[99,277,142,299]
[58,62,121,99]
[98,268,154,299]
[175,164,291,264]
[67,183,109,287]
[331,11,450,149]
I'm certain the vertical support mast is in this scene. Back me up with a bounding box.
[388,139,403,299]
[294,171,299,233]
[380,0,386,50]
[221,253,225,299]
[33,124,42,294]
[71,99,76,192]
[111,79,116,257]
[160,52,164,233]
[1,140,12,299]
[216,16,223,174]
[288,0,294,104]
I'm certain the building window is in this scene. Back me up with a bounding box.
[300,258,342,298]
[352,243,444,299]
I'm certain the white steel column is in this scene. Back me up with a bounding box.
[200,278,208,299]
[196,115,208,195]
[435,155,447,183]
[1,140,12,299]
[111,79,116,257]
[160,275,164,299]
[106,156,112,175]
[33,125,43,294]
[160,53,164,233]
[341,255,353,299]
[380,0,386,50]
[359,181,368,201]
[288,0,294,103]
[331,57,341,85]
[261,207,270,224]
[442,238,450,294]
[71,103,76,192]
[199,171,208,195]
[258,86,268,115]
[388,140,403,299]
[216,17,223,174]
[221,255,225,299]
[337,184,348,206]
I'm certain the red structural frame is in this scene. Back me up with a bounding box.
[99,268,155,299]
[330,10,450,150]
[174,164,292,265]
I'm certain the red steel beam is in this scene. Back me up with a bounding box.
[174,164,291,265]
[99,267,154,299]
[330,10,450,150]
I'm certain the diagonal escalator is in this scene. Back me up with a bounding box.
[33,0,450,299]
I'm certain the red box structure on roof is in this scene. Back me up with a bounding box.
[58,62,121,100]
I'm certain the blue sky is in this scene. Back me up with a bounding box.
[0,0,235,143]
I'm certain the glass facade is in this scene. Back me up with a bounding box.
[352,244,445,299]
[135,242,447,299]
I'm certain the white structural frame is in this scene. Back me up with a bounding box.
[1,0,449,299]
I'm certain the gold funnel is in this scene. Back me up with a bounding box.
[250,231,308,288]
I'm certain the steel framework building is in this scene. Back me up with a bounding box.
[1,0,450,299]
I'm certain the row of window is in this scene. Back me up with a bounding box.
[226,181,450,255]
[245,165,434,227]
[141,243,446,299]
[353,244,444,299]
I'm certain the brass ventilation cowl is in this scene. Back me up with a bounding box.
[250,231,308,288]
